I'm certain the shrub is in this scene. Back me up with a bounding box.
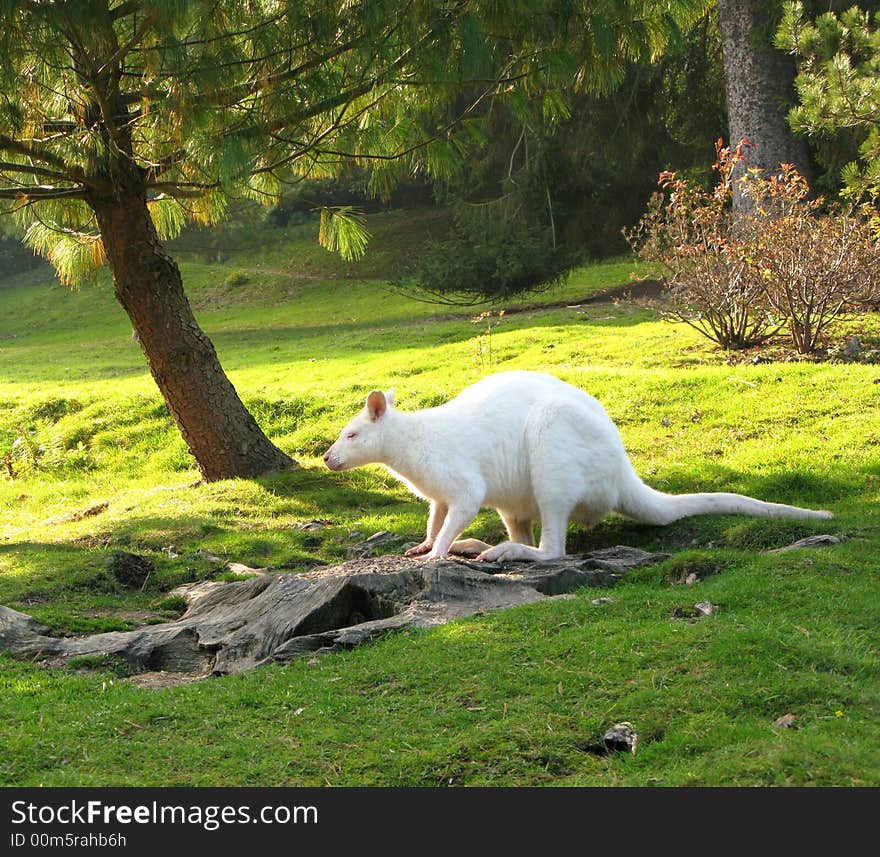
[403,216,570,304]
[625,140,781,349]
[738,164,880,353]
[223,270,250,287]
[628,140,880,353]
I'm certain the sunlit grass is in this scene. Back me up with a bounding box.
[0,212,878,786]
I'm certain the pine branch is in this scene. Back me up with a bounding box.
[124,11,287,53]
[0,185,88,200]
[0,161,72,182]
[117,32,372,109]
[0,135,74,173]
[259,70,509,172]
[146,181,220,198]
[99,8,158,74]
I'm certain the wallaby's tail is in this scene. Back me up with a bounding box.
[617,477,832,525]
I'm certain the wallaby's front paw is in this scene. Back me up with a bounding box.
[404,540,433,557]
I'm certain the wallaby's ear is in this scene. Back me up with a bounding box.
[385,388,395,407]
[366,389,387,421]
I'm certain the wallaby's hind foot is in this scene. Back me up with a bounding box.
[477,541,563,562]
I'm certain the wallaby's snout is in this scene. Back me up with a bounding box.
[323,445,343,471]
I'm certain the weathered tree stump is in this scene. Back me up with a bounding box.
[0,547,665,678]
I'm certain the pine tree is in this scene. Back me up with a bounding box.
[777,1,880,204]
[0,0,706,479]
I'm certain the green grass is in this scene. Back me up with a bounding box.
[0,208,878,786]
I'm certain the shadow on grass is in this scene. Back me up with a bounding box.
[0,468,408,605]
[477,463,853,556]
[0,459,861,633]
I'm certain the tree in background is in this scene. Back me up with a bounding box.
[716,0,812,209]
[406,4,720,303]
[552,9,728,257]
[777,2,880,207]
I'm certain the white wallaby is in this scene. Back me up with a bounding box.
[323,371,832,562]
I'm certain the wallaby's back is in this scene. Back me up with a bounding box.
[430,370,624,478]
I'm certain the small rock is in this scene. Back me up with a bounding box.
[294,519,331,532]
[226,562,269,577]
[765,534,841,554]
[602,722,638,755]
[196,548,224,564]
[346,530,402,558]
[672,602,717,621]
[774,713,797,729]
[842,336,861,360]
[591,597,614,606]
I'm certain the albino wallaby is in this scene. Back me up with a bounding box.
[323,371,831,562]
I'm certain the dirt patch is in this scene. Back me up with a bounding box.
[126,670,210,690]
[42,502,109,526]
[499,278,666,317]
[396,277,667,326]
[723,328,880,366]
[571,278,666,305]
[87,608,167,625]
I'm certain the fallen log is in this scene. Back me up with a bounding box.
[0,547,665,677]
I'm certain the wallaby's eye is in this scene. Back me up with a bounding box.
[346,432,358,441]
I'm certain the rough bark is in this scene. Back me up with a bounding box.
[0,547,666,677]
[717,0,812,210]
[91,166,295,481]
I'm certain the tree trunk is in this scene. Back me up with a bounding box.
[717,0,812,210]
[92,174,296,481]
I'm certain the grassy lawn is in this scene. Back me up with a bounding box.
[1,209,878,786]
